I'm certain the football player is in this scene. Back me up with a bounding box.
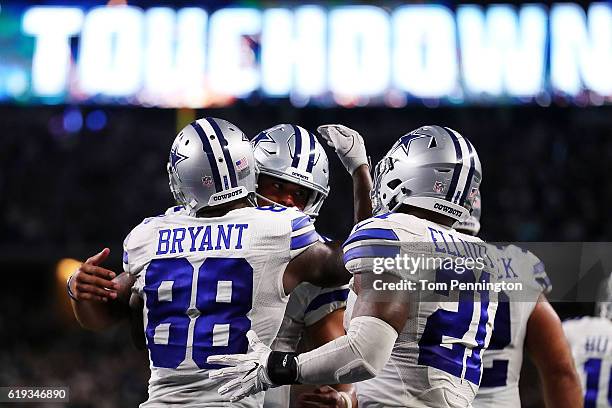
[456,194,583,408]
[208,125,504,407]
[563,276,612,408]
[68,118,356,406]
[253,124,372,408]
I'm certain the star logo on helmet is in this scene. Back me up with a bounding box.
[251,131,274,148]
[170,145,188,174]
[397,133,431,156]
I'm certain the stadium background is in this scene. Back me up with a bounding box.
[0,1,609,406]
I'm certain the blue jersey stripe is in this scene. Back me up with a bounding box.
[291,215,312,232]
[306,130,316,173]
[343,228,399,247]
[291,124,303,169]
[343,245,400,263]
[291,230,320,250]
[305,289,350,313]
[191,121,222,192]
[206,117,238,188]
[122,250,129,263]
[444,127,463,202]
[459,139,475,206]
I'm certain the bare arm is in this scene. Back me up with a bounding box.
[306,308,347,347]
[352,164,372,224]
[129,293,146,350]
[350,273,409,333]
[283,241,351,293]
[69,248,135,331]
[525,295,583,408]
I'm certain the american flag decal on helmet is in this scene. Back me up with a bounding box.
[235,157,249,171]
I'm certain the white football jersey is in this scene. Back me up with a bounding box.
[473,245,552,408]
[264,282,350,408]
[123,206,321,407]
[563,316,612,408]
[343,212,500,408]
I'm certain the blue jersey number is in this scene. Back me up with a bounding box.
[144,257,253,369]
[480,291,511,387]
[583,358,612,408]
[418,265,491,384]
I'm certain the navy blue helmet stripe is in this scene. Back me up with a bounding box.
[306,131,316,173]
[206,117,238,188]
[291,124,303,169]
[459,139,476,206]
[191,121,222,192]
[444,127,463,202]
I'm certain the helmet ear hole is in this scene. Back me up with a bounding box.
[387,179,402,189]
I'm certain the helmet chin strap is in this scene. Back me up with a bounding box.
[255,192,289,209]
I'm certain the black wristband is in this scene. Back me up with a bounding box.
[267,351,299,385]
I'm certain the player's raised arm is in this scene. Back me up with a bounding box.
[317,124,372,223]
[525,295,583,408]
[68,248,135,331]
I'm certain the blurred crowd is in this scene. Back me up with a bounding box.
[2,104,612,257]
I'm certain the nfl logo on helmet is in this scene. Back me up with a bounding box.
[433,181,445,193]
[202,176,214,187]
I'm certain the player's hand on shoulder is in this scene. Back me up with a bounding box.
[69,248,119,302]
[317,124,368,175]
[297,385,352,408]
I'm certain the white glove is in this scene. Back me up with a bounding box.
[317,124,369,175]
[208,330,275,402]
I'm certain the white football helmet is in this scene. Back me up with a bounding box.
[167,117,257,216]
[252,124,329,217]
[596,273,612,320]
[371,125,481,221]
[455,190,482,236]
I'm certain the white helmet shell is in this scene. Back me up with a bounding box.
[372,125,481,221]
[167,117,257,215]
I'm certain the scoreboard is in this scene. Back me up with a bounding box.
[0,2,611,107]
